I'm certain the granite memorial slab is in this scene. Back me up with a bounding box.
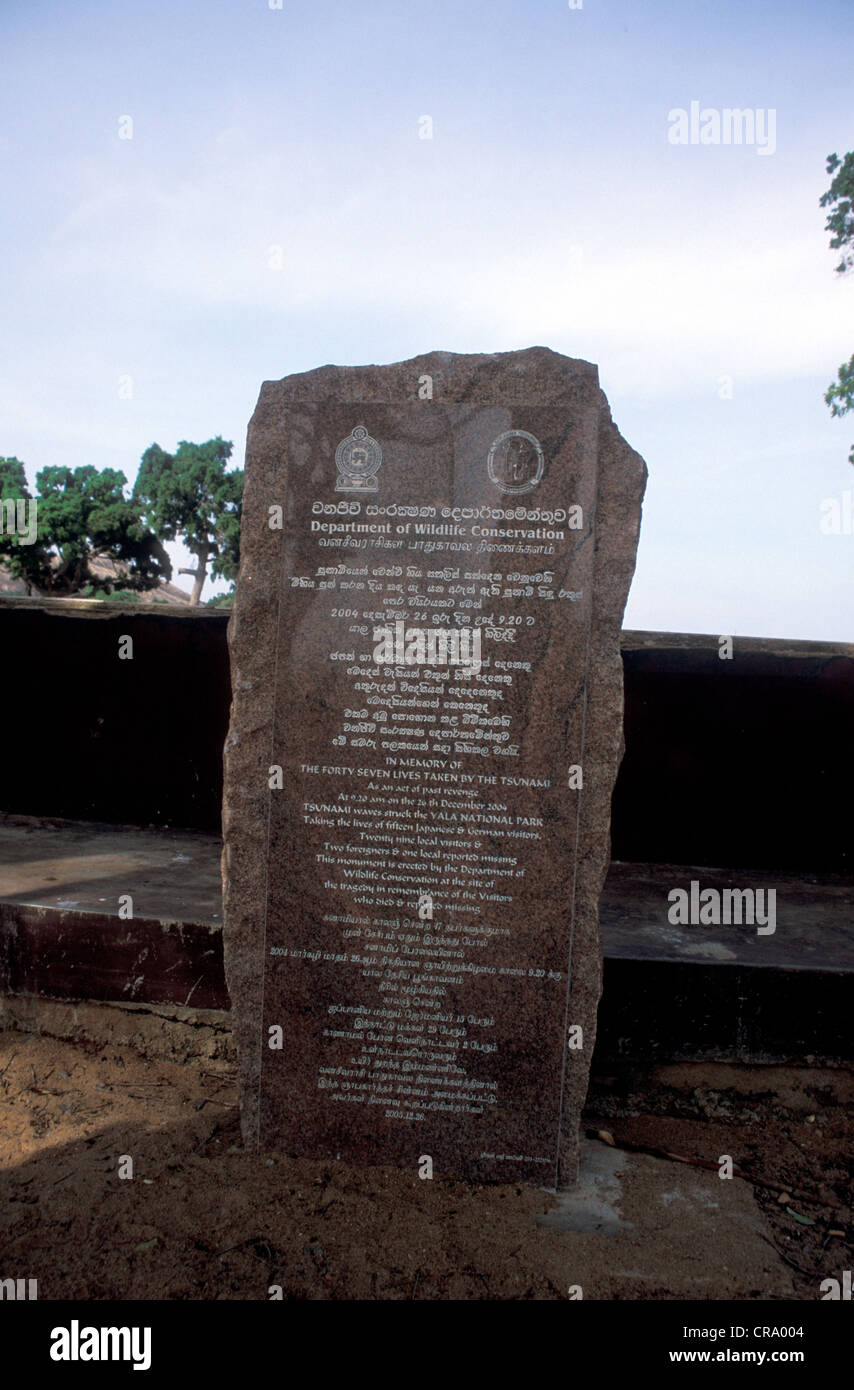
[222,347,646,1186]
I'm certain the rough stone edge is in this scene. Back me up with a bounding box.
[257,346,599,407]
[557,398,647,1184]
[222,400,287,1144]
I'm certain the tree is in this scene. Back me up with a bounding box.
[29,465,170,596]
[134,437,243,605]
[205,588,235,608]
[820,151,854,465]
[0,457,48,593]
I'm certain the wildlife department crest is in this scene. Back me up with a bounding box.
[487,429,544,495]
[335,425,382,492]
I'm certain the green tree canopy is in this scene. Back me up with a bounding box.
[820,151,854,465]
[0,456,29,507]
[0,457,47,592]
[134,437,243,605]
[820,151,854,275]
[29,465,169,596]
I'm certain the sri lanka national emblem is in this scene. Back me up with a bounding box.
[335,425,382,492]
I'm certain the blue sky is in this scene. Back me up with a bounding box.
[2,0,852,634]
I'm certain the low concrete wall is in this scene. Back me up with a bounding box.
[1,596,852,873]
[0,596,229,832]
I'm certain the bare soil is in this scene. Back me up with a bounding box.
[1,1021,850,1300]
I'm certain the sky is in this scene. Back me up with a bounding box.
[1,0,852,635]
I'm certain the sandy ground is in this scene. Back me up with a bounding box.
[0,1007,850,1301]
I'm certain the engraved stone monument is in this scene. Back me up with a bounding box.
[222,347,646,1187]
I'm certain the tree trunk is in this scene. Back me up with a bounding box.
[179,549,210,606]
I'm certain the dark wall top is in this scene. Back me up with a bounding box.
[613,632,853,875]
[1,598,851,874]
[3,598,230,833]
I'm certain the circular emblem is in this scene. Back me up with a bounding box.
[487,430,544,495]
[335,425,382,492]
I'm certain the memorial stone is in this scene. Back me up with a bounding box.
[222,347,646,1186]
